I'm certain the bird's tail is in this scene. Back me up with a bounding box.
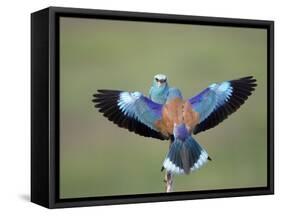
[162,124,210,175]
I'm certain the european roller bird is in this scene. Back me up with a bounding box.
[92,75,257,175]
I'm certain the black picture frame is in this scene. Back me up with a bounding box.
[31,6,274,208]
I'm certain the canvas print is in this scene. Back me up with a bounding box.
[93,75,257,192]
[59,17,267,198]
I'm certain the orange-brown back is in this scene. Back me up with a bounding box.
[155,98,200,136]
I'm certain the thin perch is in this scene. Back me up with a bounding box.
[165,171,173,192]
[164,140,173,192]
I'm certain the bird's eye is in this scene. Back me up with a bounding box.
[155,78,159,82]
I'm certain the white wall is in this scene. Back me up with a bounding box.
[0,0,279,215]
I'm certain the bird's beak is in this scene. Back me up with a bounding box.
[157,82,161,87]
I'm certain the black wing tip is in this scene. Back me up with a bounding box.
[92,90,122,105]
[231,76,258,93]
[236,76,257,85]
[92,89,122,97]
[97,89,122,94]
[239,76,253,80]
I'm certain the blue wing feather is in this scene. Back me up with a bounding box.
[189,77,257,134]
[93,90,168,140]
[189,87,217,122]
[117,91,162,130]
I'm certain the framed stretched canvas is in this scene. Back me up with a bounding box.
[31,6,274,208]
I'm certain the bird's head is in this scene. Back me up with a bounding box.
[153,74,168,89]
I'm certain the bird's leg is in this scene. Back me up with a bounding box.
[165,171,173,192]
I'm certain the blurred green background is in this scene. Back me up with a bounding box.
[59,17,267,199]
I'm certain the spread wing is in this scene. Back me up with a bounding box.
[189,76,257,134]
[92,90,168,140]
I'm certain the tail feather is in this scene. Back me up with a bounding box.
[163,136,209,174]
